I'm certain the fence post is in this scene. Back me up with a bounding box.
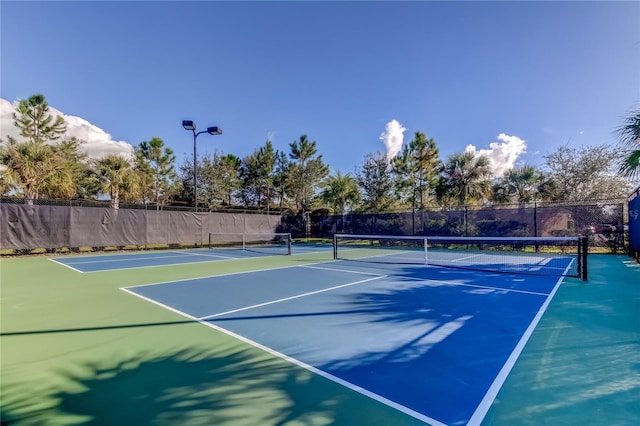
[534,202,539,252]
[581,236,589,281]
[464,206,468,236]
[412,207,415,235]
[534,202,538,238]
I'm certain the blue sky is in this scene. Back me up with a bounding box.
[1,0,638,177]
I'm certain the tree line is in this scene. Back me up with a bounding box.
[1,94,638,213]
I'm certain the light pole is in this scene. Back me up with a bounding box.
[182,120,222,211]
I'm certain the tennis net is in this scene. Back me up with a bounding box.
[208,232,292,255]
[333,234,588,280]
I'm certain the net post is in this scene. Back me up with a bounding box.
[333,234,338,260]
[207,232,211,249]
[580,236,588,281]
[287,233,292,255]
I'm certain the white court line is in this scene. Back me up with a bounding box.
[466,262,573,425]
[344,249,418,261]
[120,284,445,426]
[528,257,551,272]
[198,275,388,321]
[317,259,552,297]
[120,286,202,321]
[199,313,446,426]
[407,276,550,297]
[308,259,551,297]
[300,264,388,277]
[292,249,334,256]
[65,256,238,274]
[54,253,189,265]
[60,251,233,265]
[55,251,251,273]
[48,257,85,273]
[121,258,567,425]
[126,260,340,289]
[450,253,484,263]
[169,251,237,260]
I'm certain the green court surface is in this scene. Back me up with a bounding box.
[1,250,638,425]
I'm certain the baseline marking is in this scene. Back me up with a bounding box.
[48,258,85,273]
[168,250,237,259]
[59,252,232,265]
[55,253,247,273]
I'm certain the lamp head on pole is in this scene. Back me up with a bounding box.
[207,126,223,135]
[182,120,196,131]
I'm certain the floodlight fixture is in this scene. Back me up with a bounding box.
[182,119,223,213]
[182,120,196,131]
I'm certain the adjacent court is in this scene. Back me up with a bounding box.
[50,241,329,273]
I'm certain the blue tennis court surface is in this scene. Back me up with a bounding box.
[124,259,569,425]
[50,244,332,272]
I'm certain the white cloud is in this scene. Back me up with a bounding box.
[0,98,134,160]
[465,133,527,177]
[380,119,406,162]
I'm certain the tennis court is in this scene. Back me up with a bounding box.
[1,238,638,425]
[50,237,329,273]
[125,259,565,425]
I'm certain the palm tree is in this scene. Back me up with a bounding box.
[1,93,84,203]
[440,151,492,206]
[493,165,543,206]
[0,137,58,203]
[95,154,141,209]
[46,137,92,199]
[320,171,360,216]
[0,136,90,202]
[0,168,14,196]
[617,109,640,180]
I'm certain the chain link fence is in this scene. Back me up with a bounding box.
[0,197,287,253]
[308,200,626,253]
[0,197,628,254]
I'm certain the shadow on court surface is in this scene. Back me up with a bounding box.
[0,345,422,426]
[1,255,637,426]
[0,320,193,336]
